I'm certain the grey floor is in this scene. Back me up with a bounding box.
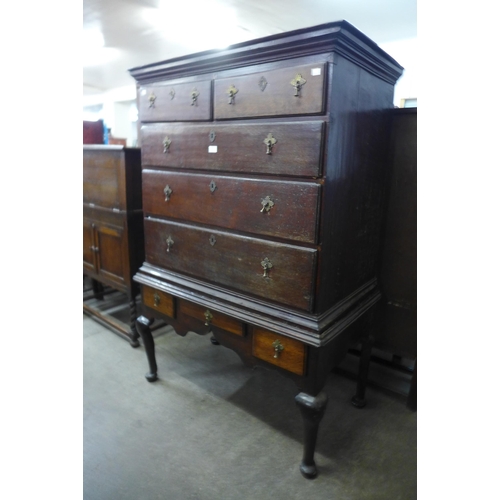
[83,292,417,500]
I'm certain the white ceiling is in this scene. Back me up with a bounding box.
[83,0,417,96]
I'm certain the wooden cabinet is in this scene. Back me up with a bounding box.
[83,145,144,346]
[129,21,403,477]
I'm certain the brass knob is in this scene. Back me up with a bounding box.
[227,84,238,104]
[153,293,160,307]
[290,74,307,97]
[272,339,284,359]
[163,136,171,153]
[260,196,274,213]
[263,133,277,155]
[166,235,174,253]
[204,309,213,327]
[261,257,273,277]
[164,185,172,201]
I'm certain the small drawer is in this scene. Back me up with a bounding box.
[214,61,326,119]
[142,285,175,318]
[178,300,244,336]
[138,80,212,122]
[252,328,306,375]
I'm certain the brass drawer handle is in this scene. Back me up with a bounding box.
[227,84,238,104]
[260,196,274,213]
[163,136,171,153]
[164,185,172,201]
[166,235,174,253]
[191,88,200,106]
[148,92,156,108]
[272,339,284,359]
[261,257,273,277]
[263,133,277,155]
[204,309,213,327]
[153,292,161,307]
[290,74,307,97]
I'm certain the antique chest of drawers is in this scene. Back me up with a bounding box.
[129,21,403,478]
[83,145,144,346]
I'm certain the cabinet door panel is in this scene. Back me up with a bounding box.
[95,225,127,285]
[83,220,96,273]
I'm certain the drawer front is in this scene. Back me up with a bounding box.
[178,300,244,336]
[214,62,326,119]
[141,121,324,177]
[252,328,306,375]
[144,218,317,311]
[142,170,320,244]
[142,285,175,317]
[138,80,212,122]
[83,149,123,209]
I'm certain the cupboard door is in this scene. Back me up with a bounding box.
[83,220,96,273]
[95,223,128,286]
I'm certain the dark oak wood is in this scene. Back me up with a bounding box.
[140,120,325,177]
[83,145,144,346]
[129,21,403,477]
[142,169,321,243]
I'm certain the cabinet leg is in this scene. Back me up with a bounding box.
[351,335,375,408]
[295,391,328,479]
[91,279,104,300]
[128,296,140,348]
[136,315,158,382]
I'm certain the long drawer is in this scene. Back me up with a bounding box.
[144,218,317,311]
[214,61,326,119]
[140,121,324,177]
[142,170,320,244]
[138,80,212,122]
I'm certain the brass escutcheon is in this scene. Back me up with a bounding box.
[163,136,171,153]
[263,133,277,155]
[261,257,273,278]
[290,74,307,97]
[258,76,268,92]
[260,196,274,213]
[166,235,174,253]
[164,185,172,201]
[169,88,175,100]
[227,84,238,104]
[272,339,284,359]
[204,309,213,327]
[209,180,217,193]
[153,292,160,307]
[209,235,217,246]
[149,92,156,108]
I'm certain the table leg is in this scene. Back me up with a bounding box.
[351,335,375,408]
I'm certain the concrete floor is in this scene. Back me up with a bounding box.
[83,294,417,500]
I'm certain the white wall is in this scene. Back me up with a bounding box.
[379,37,417,107]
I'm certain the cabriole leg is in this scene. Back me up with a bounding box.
[136,315,158,382]
[129,296,140,348]
[295,391,328,479]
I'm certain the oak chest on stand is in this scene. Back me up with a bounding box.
[129,21,403,478]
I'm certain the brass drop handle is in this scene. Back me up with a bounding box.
[263,133,277,155]
[164,185,172,201]
[153,293,161,307]
[163,136,171,153]
[272,339,284,359]
[261,257,273,277]
[290,74,307,97]
[166,235,174,253]
[227,84,238,104]
[149,92,156,108]
[204,309,213,327]
[260,196,274,213]
[191,88,200,106]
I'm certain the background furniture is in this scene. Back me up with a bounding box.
[129,21,403,477]
[83,145,144,346]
